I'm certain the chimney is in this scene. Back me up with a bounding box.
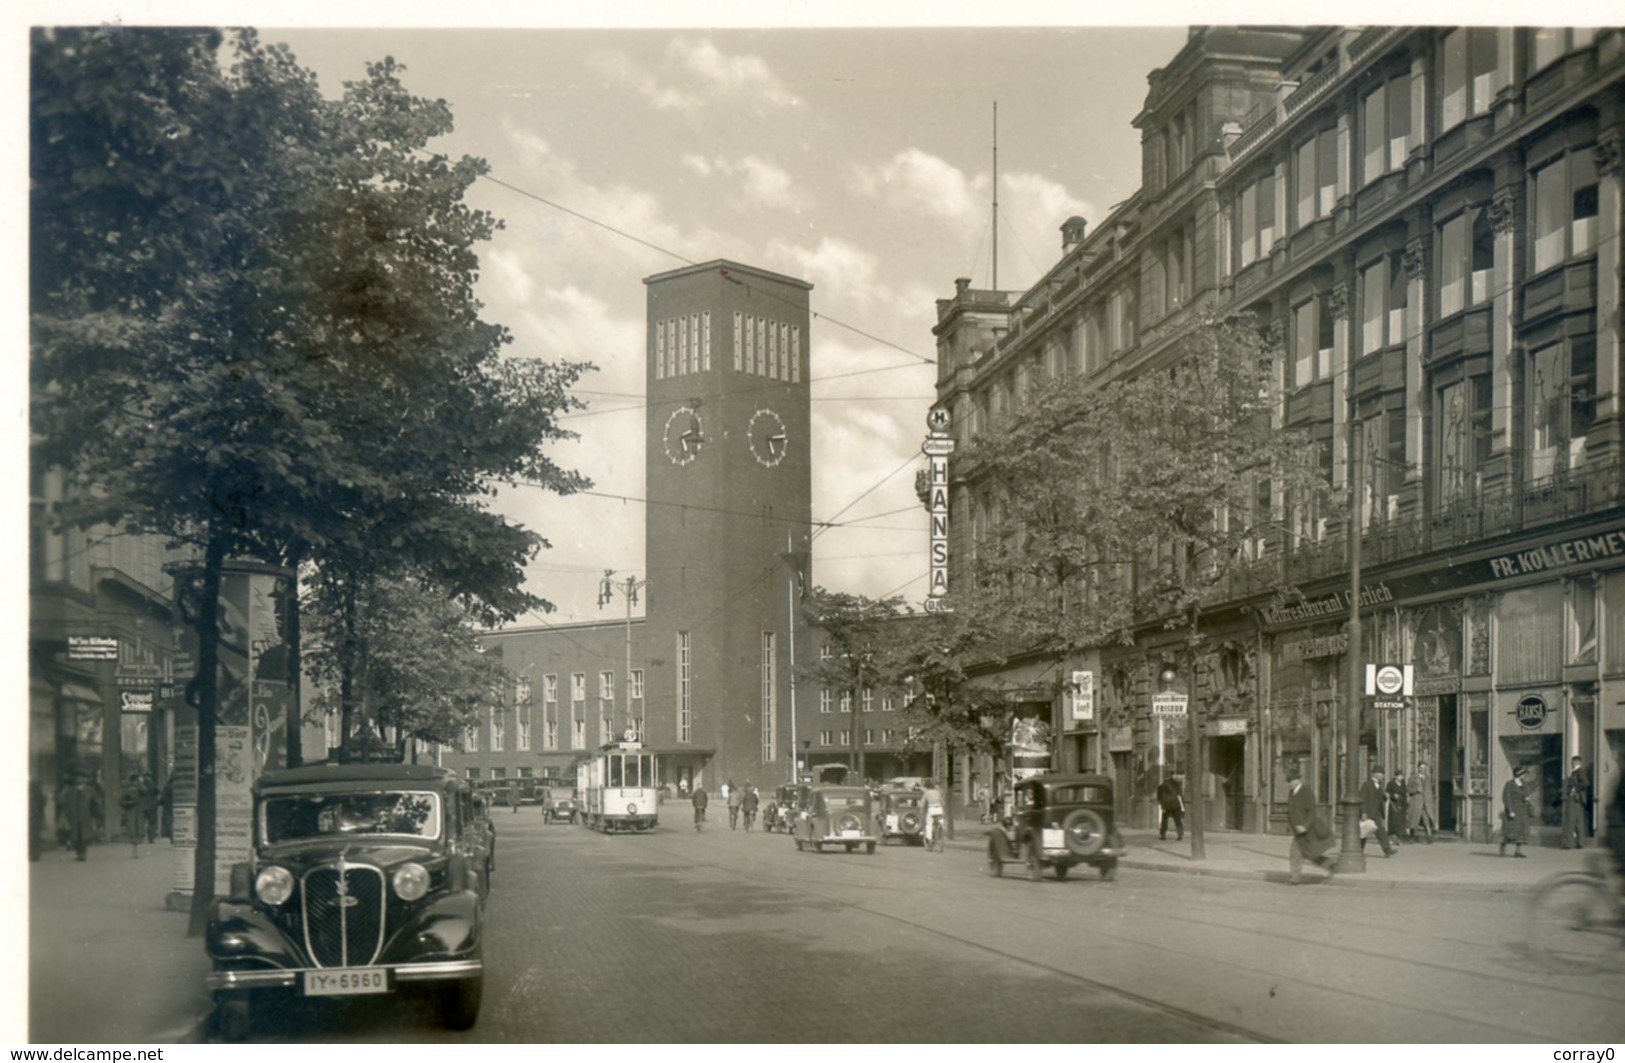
[1060,216,1089,253]
[954,277,972,297]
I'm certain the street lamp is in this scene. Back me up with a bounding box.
[1334,419,1368,874]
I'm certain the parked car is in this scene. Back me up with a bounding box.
[204,763,489,1040]
[985,773,1125,881]
[543,793,578,824]
[876,789,926,846]
[794,784,877,854]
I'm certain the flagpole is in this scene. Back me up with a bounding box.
[786,532,798,785]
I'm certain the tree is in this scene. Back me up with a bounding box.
[302,575,508,757]
[31,28,587,931]
[954,311,1343,855]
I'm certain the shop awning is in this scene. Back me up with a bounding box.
[59,682,103,704]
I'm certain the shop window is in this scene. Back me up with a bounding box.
[1569,577,1598,665]
[1466,694,1490,798]
[1437,206,1494,317]
[1441,28,1500,133]
[1531,146,1599,274]
[1436,374,1491,504]
[1497,584,1564,685]
[1527,334,1596,480]
[1604,571,1625,674]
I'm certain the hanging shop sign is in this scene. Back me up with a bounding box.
[1210,716,1249,736]
[1068,670,1094,724]
[1514,693,1550,731]
[923,409,953,613]
[1151,693,1188,718]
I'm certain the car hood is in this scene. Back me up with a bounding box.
[257,839,441,874]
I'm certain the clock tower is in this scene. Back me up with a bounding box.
[642,260,813,792]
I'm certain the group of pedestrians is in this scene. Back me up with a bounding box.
[691,779,764,832]
[34,770,167,862]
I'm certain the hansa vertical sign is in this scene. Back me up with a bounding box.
[922,407,954,613]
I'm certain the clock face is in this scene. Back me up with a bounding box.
[747,408,788,468]
[662,407,706,466]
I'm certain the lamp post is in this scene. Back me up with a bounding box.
[598,570,647,741]
[1334,418,1367,874]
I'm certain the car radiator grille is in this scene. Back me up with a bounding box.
[302,864,386,967]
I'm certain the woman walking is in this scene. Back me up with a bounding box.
[1500,764,1536,857]
[1386,770,1409,843]
[1407,761,1437,843]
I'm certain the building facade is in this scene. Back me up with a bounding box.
[934,26,1625,842]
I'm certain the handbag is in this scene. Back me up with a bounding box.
[1359,816,1377,840]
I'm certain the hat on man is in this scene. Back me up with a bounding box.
[1513,764,1531,778]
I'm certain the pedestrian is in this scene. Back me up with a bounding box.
[1561,755,1590,849]
[691,785,708,832]
[1500,763,1536,857]
[1284,763,1336,885]
[139,772,159,842]
[158,775,174,840]
[56,772,96,861]
[742,784,760,832]
[1359,767,1396,857]
[1386,770,1409,843]
[975,784,991,824]
[1156,775,1185,842]
[28,778,46,862]
[726,778,742,830]
[509,780,521,814]
[1407,761,1436,844]
[118,773,145,858]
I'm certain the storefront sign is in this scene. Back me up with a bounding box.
[1151,693,1188,717]
[1414,675,1461,696]
[1068,670,1094,724]
[67,636,119,661]
[1515,693,1549,731]
[1108,726,1134,752]
[1211,716,1249,736]
[1282,632,1347,661]
[1260,582,1394,626]
[119,690,154,712]
[1487,527,1625,580]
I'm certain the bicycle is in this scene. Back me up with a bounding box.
[927,813,944,852]
[1525,850,1624,972]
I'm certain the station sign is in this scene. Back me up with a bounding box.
[1364,663,1413,697]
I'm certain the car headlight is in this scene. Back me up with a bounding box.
[626,802,638,816]
[392,862,430,902]
[255,865,294,906]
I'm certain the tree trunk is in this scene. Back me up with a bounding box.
[338,577,357,763]
[186,529,227,937]
[283,543,305,769]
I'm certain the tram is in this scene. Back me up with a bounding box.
[576,734,659,833]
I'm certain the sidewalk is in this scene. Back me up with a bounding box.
[943,821,1601,890]
[29,838,212,1044]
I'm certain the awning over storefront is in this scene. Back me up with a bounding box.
[59,682,103,704]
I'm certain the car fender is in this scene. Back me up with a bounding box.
[206,899,306,968]
[380,888,483,964]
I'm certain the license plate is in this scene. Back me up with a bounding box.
[1043,829,1064,848]
[840,829,861,838]
[305,968,389,996]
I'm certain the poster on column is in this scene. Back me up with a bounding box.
[214,724,253,895]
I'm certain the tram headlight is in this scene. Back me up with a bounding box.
[626,802,638,816]
[392,862,430,902]
[255,865,294,906]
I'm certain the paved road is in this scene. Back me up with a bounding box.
[237,813,1625,1043]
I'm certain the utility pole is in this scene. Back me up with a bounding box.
[598,570,648,741]
[1335,419,1368,874]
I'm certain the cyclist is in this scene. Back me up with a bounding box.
[920,778,946,851]
[691,785,708,832]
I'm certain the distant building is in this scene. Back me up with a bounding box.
[933,26,1625,843]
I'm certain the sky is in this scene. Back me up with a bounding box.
[236,22,1187,627]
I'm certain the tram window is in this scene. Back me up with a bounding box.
[608,756,623,787]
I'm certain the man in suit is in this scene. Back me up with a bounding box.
[1156,775,1185,841]
[1359,766,1396,857]
[1285,764,1336,885]
[1562,755,1590,849]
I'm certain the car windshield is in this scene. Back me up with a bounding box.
[262,790,443,843]
[1046,785,1110,805]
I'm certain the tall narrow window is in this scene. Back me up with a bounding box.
[1257,174,1276,256]
[1441,29,1500,132]
[1317,129,1338,213]
[701,311,711,371]
[1362,86,1387,185]
[1529,336,1597,480]
[656,321,667,380]
[1387,76,1411,165]
[1239,183,1259,267]
[1361,258,1386,355]
[761,632,777,764]
[1292,299,1315,387]
[1317,291,1335,379]
[1296,137,1318,228]
[1387,250,1408,346]
[733,311,743,371]
[677,631,692,743]
[1533,147,1599,274]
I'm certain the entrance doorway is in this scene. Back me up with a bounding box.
[1211,735,1246,830]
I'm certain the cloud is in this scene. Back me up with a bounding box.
[589,38,800,117]
[848,148,984,226]
[683,154,810,212]
[999,171,1097,266]
[668,38,799,110]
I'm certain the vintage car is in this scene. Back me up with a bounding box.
[205,763,489,1040]
[876,789,926,845]
[985,773,1125,882]
[793,784,877,854]
[543,792,578,824]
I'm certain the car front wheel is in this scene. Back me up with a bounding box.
[440,976,483,1031]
